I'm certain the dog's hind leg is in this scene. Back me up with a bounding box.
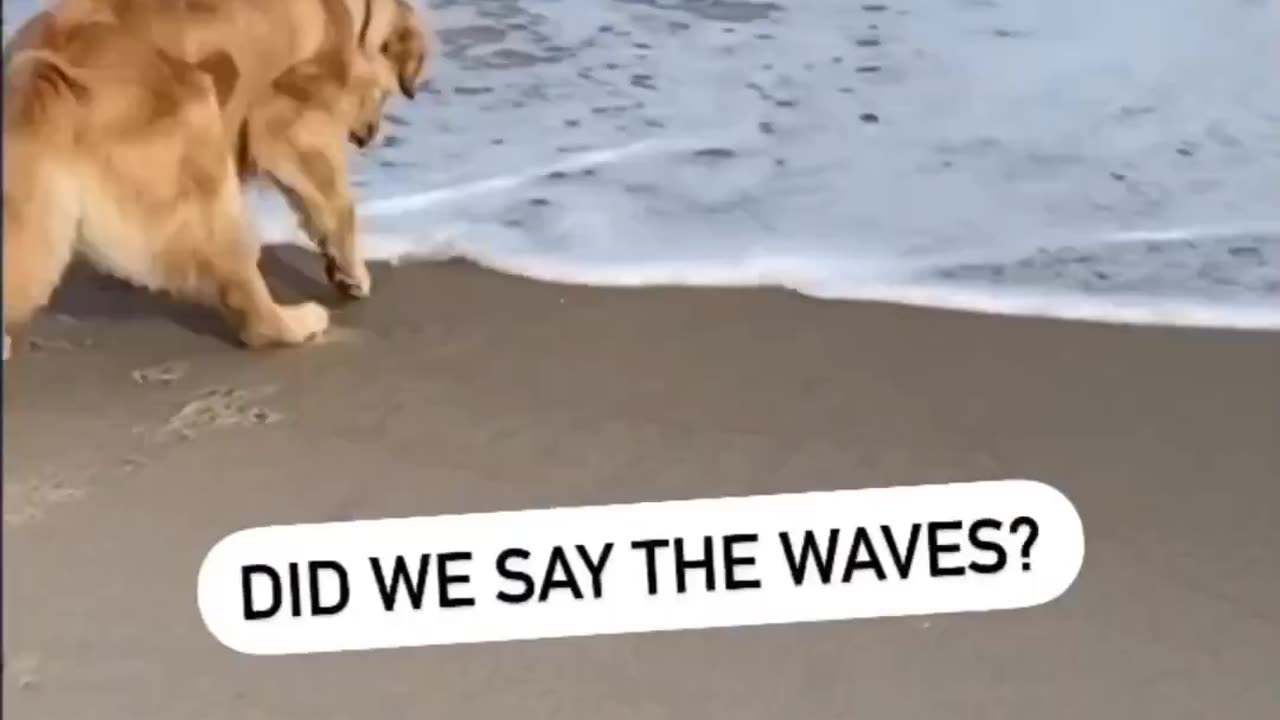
[77,157,331,349]
[159,178,331,349]
[2,166,77,360]
[205,240,333,349]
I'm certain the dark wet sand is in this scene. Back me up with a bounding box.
[4,248,1280,719]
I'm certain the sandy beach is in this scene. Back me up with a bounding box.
[4,250,1280,718]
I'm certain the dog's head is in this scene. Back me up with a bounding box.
[346,51,392,148]
[361,0,432,100]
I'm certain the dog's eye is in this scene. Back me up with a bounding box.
[380,40,391,55]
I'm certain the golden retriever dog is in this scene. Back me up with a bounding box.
[2,22,338,358]
[2,1,433,358]
[5,0,433,300]
[239,0,434,298]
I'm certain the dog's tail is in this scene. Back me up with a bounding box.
[3,48,90,140]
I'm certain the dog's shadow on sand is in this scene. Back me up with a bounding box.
[45,245,341,347]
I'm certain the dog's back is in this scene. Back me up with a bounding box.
[4,48,86,142]
[8,0,361,143]
[6,20,223,142]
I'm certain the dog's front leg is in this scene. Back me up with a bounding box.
[317,191,367,299]
[254,128,372,299]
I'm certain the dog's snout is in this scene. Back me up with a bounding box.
[355,119,378,147]
[350,120,380,149]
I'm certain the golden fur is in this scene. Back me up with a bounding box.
[3,22,331,356]
[2,0,434,359]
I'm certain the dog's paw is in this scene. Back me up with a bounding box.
[279,302,331,344]
[242,303,331,348]
[325,256,372,299]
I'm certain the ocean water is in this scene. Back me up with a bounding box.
[6,0,1280,329]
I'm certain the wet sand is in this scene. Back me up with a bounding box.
[4,248,1280,719]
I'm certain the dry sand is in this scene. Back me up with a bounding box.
[4,248,1280,719]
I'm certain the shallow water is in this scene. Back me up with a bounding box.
[7,0,1280,329]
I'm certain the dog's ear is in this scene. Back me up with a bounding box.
[383,2,428,99]
[192,50,240,109]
